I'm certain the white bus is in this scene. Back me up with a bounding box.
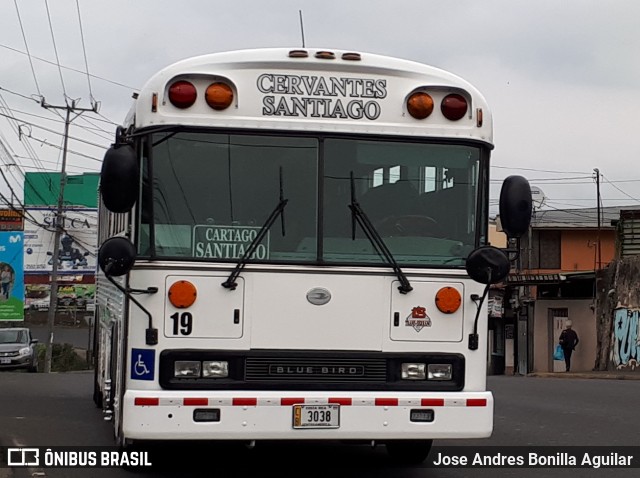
[94,47,531,463]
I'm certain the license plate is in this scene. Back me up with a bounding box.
[293,404,340,429]
[0,358,11,364]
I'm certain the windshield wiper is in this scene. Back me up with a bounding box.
[222,168,288,290]
[348,172,413,294]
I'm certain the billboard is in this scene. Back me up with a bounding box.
[25,283,96,312]
[23,208,97,274]
[0,231,25,320]
[0,208,24,231]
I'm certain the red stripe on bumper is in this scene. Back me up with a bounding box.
[466,398,487,407]
[280,398,305,406]
[232,398,257,406]
[134,397,159,406]
[329,397,352,406]
[183,398,208,406]
[421,398,445,407]
[375,398,398,406]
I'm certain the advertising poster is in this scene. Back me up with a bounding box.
[0,208,24,231]
[0,231,25,321]
[24,283,96,312]
[23,208,97,274]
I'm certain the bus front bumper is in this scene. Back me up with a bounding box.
[122,390,493,441]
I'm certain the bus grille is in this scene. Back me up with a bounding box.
[245,357,387,382]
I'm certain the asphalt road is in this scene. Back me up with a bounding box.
[1,372,639,478]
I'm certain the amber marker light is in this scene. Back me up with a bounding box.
[407,92,434,119]
[168,80,197,109]
[441,93,468,121]
[435,287,462,314]
[205,82,234,110]
[168,280,197,309]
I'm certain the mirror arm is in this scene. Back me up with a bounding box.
[129,287,158,295]
[498,237,522,263]
[469,281,491,351]
[103,264,158,345]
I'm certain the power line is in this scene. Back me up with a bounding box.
[0,43,138,91]
[75,0,94,102]
[43,0,68,100]
[601,174,640,203]
[0,111,108,149]
[491,164,592,175]
[21,133,102,163]
[13,0,42,97]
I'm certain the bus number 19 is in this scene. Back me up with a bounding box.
[170,312,193,335]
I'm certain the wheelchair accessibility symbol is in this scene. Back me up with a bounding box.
[131,348,155,381]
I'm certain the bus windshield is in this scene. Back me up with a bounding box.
[139,131,484,267]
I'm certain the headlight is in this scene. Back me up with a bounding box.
[401,363,426,380]
[428,364,453,381]
[174,361,201,378]
[18,347,32,357]
[202,361,229,378]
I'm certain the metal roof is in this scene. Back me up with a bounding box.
[517,206,640,229]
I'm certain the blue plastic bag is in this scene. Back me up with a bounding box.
[553,344,564,361]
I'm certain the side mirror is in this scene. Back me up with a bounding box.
[466,246,511,285]
[499,175,532,238]
[98,237,136,277]
[100,144,139,213]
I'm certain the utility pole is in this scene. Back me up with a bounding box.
[41,98,98,374]
[594,168,602,270]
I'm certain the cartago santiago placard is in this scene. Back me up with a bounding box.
[192,225,269,260]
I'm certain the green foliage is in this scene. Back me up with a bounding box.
[36,343,88,372]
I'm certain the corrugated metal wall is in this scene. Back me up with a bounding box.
[619,210,640,257]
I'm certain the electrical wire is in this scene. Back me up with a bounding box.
[43,0,68,100]
[601,174,640,203]
[75,0,94,102]
[0,43,137,91]
[13,0,42,98]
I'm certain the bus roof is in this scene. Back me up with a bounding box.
[132,48,493,145]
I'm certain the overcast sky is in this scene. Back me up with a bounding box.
[1,0,639,216]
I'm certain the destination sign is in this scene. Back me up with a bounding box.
[257,73,387,120]
[192,225,269,260]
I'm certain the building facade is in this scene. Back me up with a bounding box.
[499,206,639,373]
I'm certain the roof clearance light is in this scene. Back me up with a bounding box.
[168,81,197,109]
[407,92,434,119]
[315,51,336,60]
[168,280,197,308]
[205,82,234,111]
[435,286,462,314]
[289,49,308,58]
[441,93,468,121]
[341,52,361,61]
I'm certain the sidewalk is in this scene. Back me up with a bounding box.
[526,370,640,380]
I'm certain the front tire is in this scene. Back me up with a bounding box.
[385,439,433,465]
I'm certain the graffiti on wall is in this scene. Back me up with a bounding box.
[611,308,640,370]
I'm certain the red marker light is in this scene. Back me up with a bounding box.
[441,93,468,120]
[168,81,197,109]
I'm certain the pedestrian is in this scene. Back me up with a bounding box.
[559,320,579,372]
[0,265,12,300]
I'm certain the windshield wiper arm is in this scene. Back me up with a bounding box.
[348,173,413,294]
[222,168,288,290]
